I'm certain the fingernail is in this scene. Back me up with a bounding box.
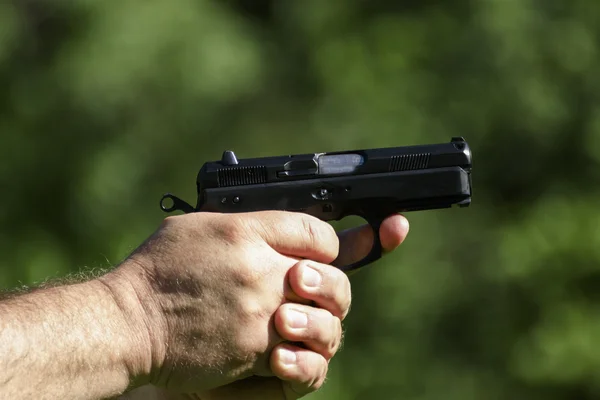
[286,309,308,329]
[302,266,322,288]
[280,348,297,366]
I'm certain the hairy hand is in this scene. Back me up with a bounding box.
[198,214,410,400]
[104,211,341,393]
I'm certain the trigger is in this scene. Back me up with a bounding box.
[337,217,385,273]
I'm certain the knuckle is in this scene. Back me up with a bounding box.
[160,215,188,235]
[230,260,261,288]
[300,215,339,258]
[317,267,351,317]
[235,301,272,352]
[238,296,262,322]
[317,312,341,358]
[329,269,351,318]
[321,263,340,288]
[320,361,329,386]
[161,215,179,227]
[341,275,352,319]
[308,378,324,393]
[285,351,328,393]
[325,223,339,254]
[223,215,250,242]
[307,357,328,391]
[329,317,343,355]
[301,215,320,251]
[209,214,251,244]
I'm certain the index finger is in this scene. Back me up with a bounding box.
[249,211,340,265]
[333,214,409,268]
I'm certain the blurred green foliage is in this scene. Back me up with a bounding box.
[1,0,600,399]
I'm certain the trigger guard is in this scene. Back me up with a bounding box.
[338,217,385,273]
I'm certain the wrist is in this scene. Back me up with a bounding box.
[98,258,167,389]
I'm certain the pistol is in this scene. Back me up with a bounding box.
[160,137,472,272]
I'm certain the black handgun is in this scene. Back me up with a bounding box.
[160,137,472,272]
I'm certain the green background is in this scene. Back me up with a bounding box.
[1,1,599,399]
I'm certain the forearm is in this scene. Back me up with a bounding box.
[0,273,152,400]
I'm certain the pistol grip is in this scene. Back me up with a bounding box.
[337,216,385,274]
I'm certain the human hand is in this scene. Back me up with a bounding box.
[198,214,410,400]
[102,210,343,393]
